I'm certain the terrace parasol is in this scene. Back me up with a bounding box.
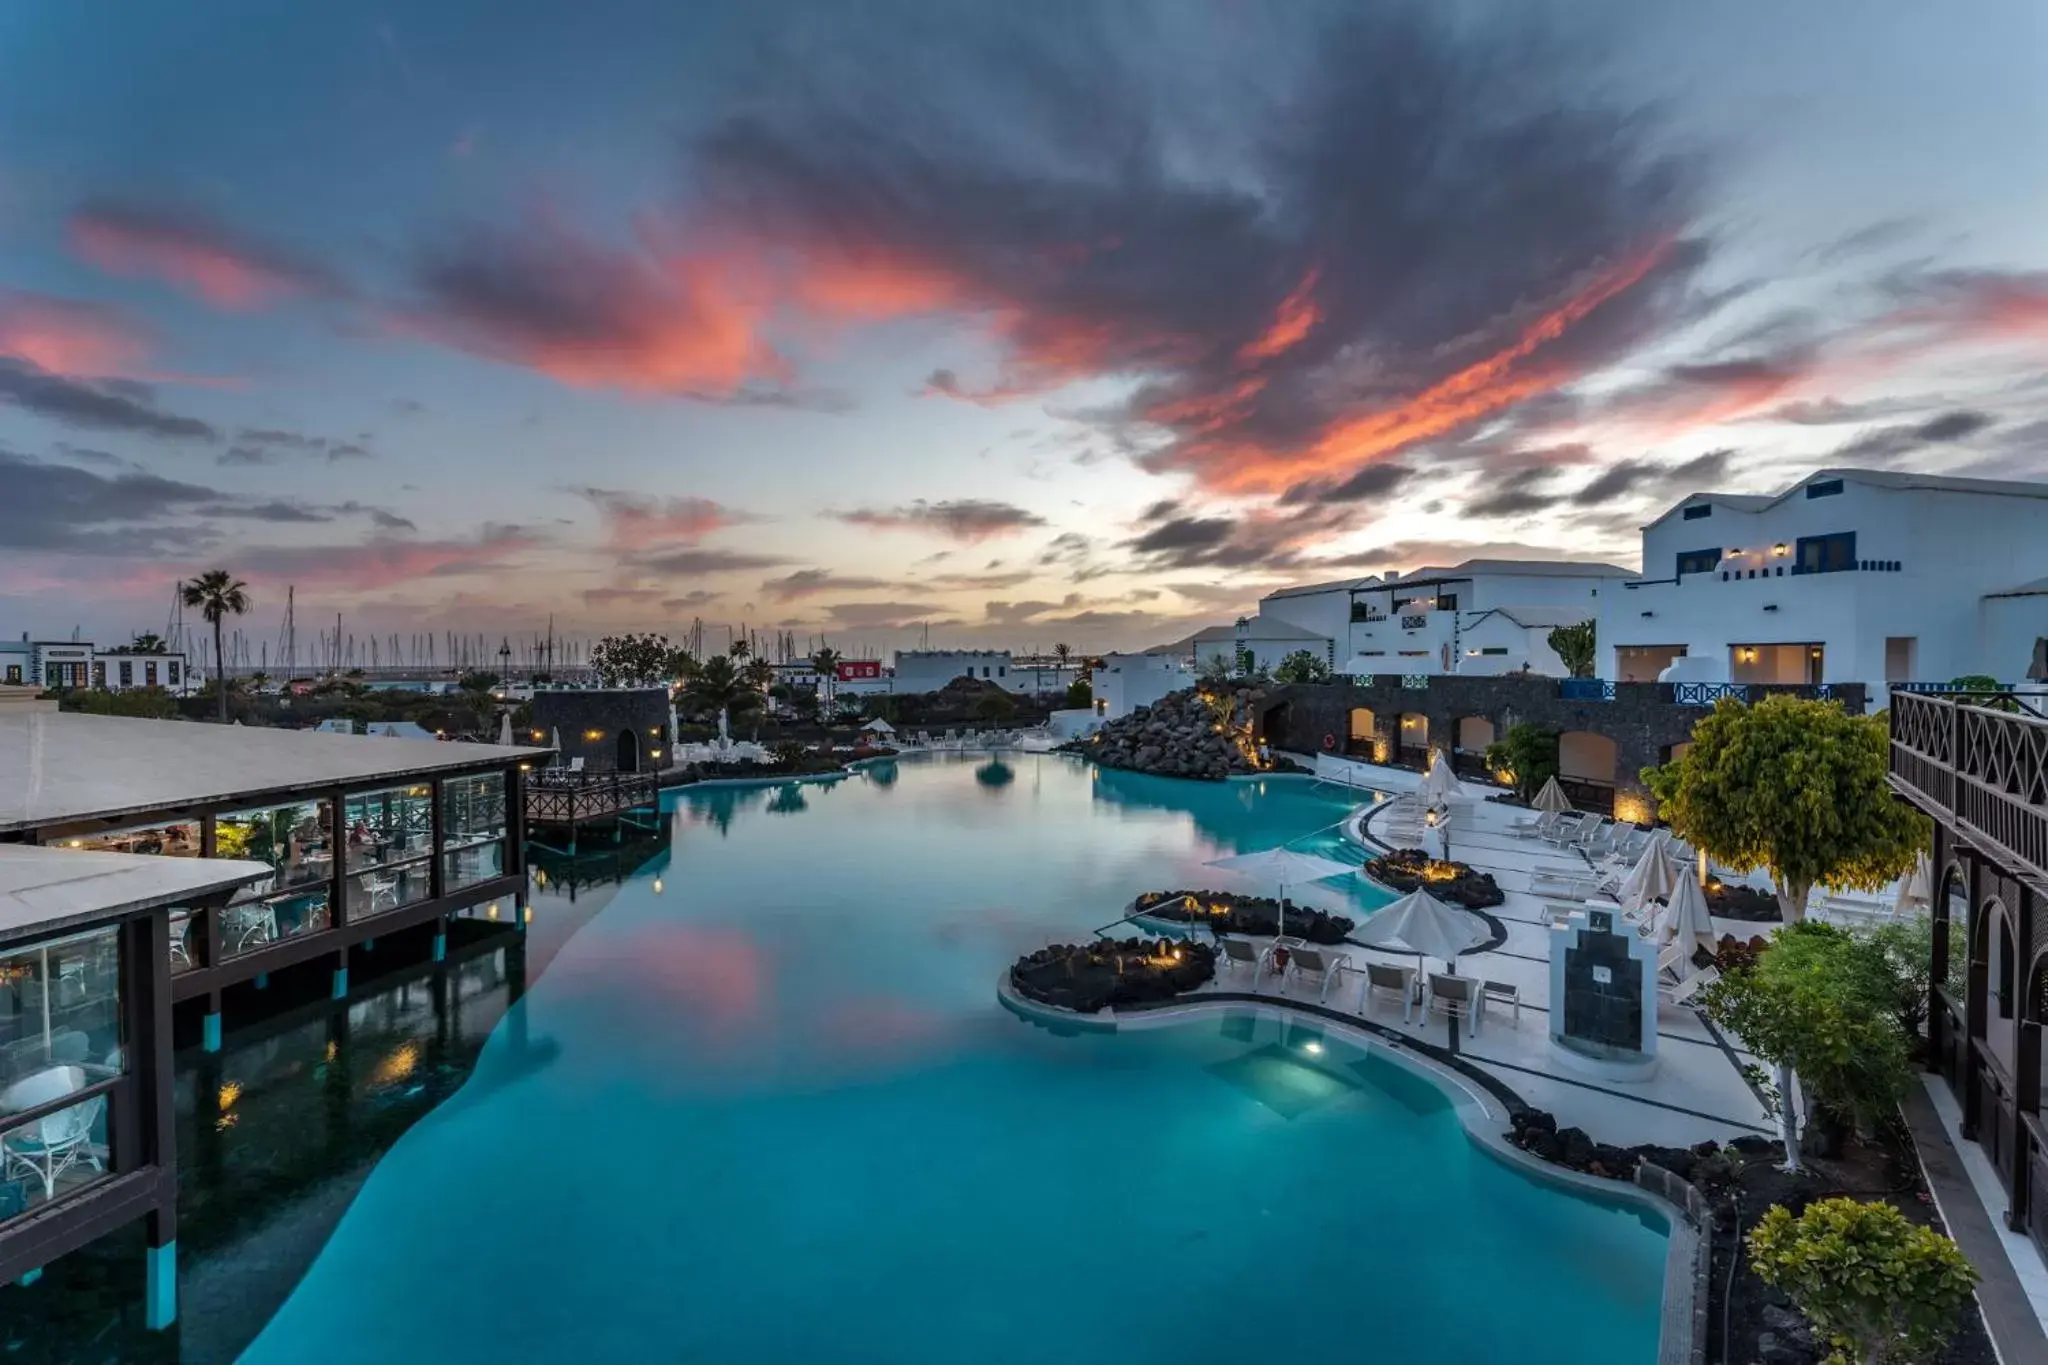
[1531,776,1574,814]
[1350,887,1490,974]
[1616,831,1679,914]
[1203,847,1355,944]
[1417,752,1464,804]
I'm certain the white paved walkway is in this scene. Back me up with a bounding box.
[1182,756,1774,1149]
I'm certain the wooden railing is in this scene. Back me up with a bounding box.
[523,770,659,826]
[1890,690,2048,894]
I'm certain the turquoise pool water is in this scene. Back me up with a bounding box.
[242,754,1667,1364]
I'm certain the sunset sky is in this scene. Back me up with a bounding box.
[2,1,2044,660]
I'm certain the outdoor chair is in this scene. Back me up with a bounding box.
[1655,942,1686,978]
[1657,966,1720,1009]
[1425,973,1480,1033]
[1282,947,1350,1002]
[1508,811,1557,839]
[1362,962,1417,1023]
[1528,868,1597,901]
[1219,937,1267,980]
[1480,979,1520,1026]
[0,1065,105,1200]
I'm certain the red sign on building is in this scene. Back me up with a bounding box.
[836,660,882,680]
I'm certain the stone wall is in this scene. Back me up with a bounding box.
[1256,676,1865,817]
[528,688,671,773]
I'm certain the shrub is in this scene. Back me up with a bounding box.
[1747,1197,1977,1365]
[1484,723,1558,801]
[1064,678,1091,709]
[1273,649,1331,684]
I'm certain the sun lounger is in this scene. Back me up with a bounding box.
[1480,979,1520,1025]
[1426,973,1480,1032]
[1283,947,1351,1002]
[1219,937,1268,980]
[1657,965,1720,1008]
[1528,868,1599,900]
[1362,962,1417,1023]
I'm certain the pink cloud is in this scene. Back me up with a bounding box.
[0,290,152,376]
[69,201,339,310]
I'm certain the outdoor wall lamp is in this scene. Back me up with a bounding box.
[1772,543,1789,556]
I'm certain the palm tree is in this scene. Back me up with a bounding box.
[456,671,499,731]
[742,657,775,692]
[810,645,841,714]
[180,569,249,722]
[1052,640,1073,693]
[128,632,167,654]
[681,654,764,737]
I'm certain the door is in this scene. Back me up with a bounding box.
[615,729,640,772]
[1885,636,1918,683]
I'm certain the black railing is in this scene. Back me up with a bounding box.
[523,771,659,826]
[1890,690,2048,893]
[1555,775,1617,816]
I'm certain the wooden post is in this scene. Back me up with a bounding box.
[1929,823,1950,1074]
[2011,884,2040,1232]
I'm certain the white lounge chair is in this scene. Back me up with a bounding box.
[1480,979,1521,1026]
[0,1065,105,1199]
[1282,947,1350,1002]
[1529,868,1598,901]
[1658,966,1720,1008]
[1218,937,1267,981]
[1362,962,1417,1023]
[1426,973,1480,1032]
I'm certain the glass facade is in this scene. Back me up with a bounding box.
[440,773,506,894]
[342,785,436,919]
[0,926,123,1219]
[216,799,333,958]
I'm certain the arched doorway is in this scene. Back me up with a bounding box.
[1659,739,1694,766]
[1346,706,1378,760]
[1557,730,1619,814]
[1396,712,1429,769]
[1452,716,1495,780]
[615,728,641,773]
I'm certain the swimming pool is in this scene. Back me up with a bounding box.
[242,754,1667,1364]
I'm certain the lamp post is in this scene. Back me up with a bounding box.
[498,639,513,680]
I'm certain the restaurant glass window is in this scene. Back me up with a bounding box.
[216,799,333,958]
[66,818,201,860]
[441,772,507,892]
[343,785,436,918]
[0,926,123,1219]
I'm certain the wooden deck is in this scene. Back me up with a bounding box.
[523,770,660,852]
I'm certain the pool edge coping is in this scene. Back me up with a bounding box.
[995,973,1705,1365]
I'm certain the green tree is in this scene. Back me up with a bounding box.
[680,654,764,730]
[741,656,775,692]
[974,690,1019,722]
[456,671,500,730]
[1946,674,2018,713]
[590,632,674,687]
[180,568,250,722]
[1747,1197,1977,1365]
[65,687,179,719]
[810,645,840,710]
[1064,678,1092,709]
[1701,922,1912,1169]
[1865,914,1937,1044]
[1547,620,1596,677]
[127,632,168,653]
[1273,649,1332,684]
[1484,724,1558,801]
[1643,695,1928,920]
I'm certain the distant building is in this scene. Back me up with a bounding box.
[1597,468,2048,696]
[835,659,883,682]
[891,649,1020,693]
[1339,561,1630,676]
[0,634,190,693]
[1092,652,1195,720]
[1191,617,1332,675]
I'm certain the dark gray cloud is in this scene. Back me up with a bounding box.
[1465,467,1562,519]
[1120,504,1360,571]
[0,359,217,440]
[216,445,276,466]
[1567,449,1732,506]
[762,568,904,601]
[1837,408,1996,463]
[821,601,949,629]
[0,448,223,553]
[688,3,1705,493]
[50,443,122,467]
[833,498,1046,541]
[326,441,373,460]
[1279,461,1414,506]
[633,547,793,575]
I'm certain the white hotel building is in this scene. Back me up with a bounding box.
[1597,468,2048,696]
[0,635,192,693]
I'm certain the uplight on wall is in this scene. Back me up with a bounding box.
[583,728,604,741]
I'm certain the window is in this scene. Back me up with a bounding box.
[0,924,125,1219]
[1676,547,1722,576]
[441,772,507,893]
[118,661,132,687]
[167,661,180,684]
[997,666,1005,678]
[1436,593,1458,611]
[1480,647,1509,656]
[1681,504,1712,520]
[91,662,105,687]
[214,799,334,955]
[1795,531,1856,574]
[1805,478,1844,499]
[343,785,436,918]
[4,665,18,684]
[144,662,157,686]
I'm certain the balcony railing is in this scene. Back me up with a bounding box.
[1558,679,1616,702]
[1889,690,2048,894]
[1663,681,1853,709]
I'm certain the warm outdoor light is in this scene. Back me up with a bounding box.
[1772,543,1789,556]
[649,748,663,759]
[652,877,664,895]
[1302,1041,1323,1055]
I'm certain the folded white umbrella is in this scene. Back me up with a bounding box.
[1417,752,1463,803]
[1892,851,1932,918]
[1617,831,1679,914]
[1204,847,1356,943]
[497,711,514,746]
[1531,776,1574,814]
[1656,872,1717,953]
[1350,887,1490,971]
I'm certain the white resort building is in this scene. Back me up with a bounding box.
[1597,468,2048,696]
[1090,652,1196,720]
[0,635,192,694]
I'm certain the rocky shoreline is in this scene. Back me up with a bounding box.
[1008,937,1218,1014]
[1132,889,1354,943]
[1074,685,1276,781]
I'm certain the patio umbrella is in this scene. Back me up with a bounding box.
[1892,851,1933,918]
[2029,637,2046,682]
[1204,847,1356,943]
[862,718,896,735]
[1531,776,1574,814]
[497,711,514,746]
[1656,871,1717,954]
[1418,751,1463,804]
[1616,832,1679,914]
[1350,887,1490,973]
